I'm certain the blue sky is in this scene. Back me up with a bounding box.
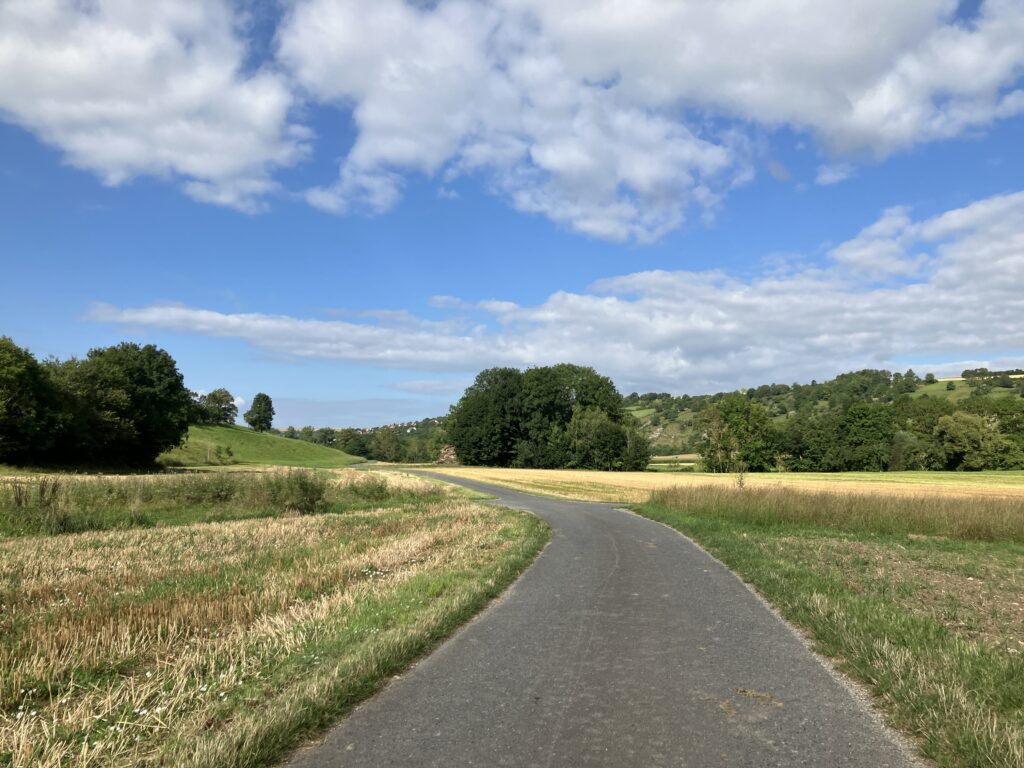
[2,0,1023,427]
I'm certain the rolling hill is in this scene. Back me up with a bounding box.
[158,425,365,469]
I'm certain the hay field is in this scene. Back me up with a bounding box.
[427,465,1024,503]
[0,471,548,768]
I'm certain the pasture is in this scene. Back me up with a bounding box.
[0,470,548,768]
[157,425,364,469]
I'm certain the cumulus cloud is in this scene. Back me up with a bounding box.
[2,1,1023,232]
[0,0,306,211]
[90,190,1024,393]
[276,0,1024,239]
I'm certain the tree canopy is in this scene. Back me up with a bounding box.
[447,364,650,470]
[244,393,275,432]
[0,338,191,466]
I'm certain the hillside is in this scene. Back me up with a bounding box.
[158,425,365,469]
[628,369,1024,455]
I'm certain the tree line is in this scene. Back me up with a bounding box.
[690,370,1024,472]
[274,417,445,463]
[1,337,277,467]
[447,364,651,470]
[1,336,192,466]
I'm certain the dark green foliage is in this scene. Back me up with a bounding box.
[370,427,403,462]
[447,364,649,470]
[0,337,63,463]
[191,388,238,425]
[56,342,192,465]
[1,339,190,467]
[244,392,275,432]
[447,367,525,466]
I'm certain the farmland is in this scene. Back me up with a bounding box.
[0,470,548,768]
[426,464,1024,503]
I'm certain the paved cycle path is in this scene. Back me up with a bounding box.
[287,475,916,767]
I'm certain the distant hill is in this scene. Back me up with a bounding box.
[627,368,1024,455]
[158,425,364,469]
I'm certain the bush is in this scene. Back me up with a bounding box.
[262,470,328,515]
[344,473,392,502]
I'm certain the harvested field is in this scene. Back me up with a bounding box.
[0,475,548,768]
[427,465,1024,503]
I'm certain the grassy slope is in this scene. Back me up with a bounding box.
[158,425,364,469]
[637,488,1024,768]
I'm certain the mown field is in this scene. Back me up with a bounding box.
[427,465,1024,503]
[426,466,1024,768]
[0,470,548,768]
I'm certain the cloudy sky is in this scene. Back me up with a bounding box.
[3,0,1023,426]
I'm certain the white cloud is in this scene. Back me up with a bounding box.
[815,163,856,186]
[0,0,306,211]
[91,190,1024,394]
[275,0,1024,239]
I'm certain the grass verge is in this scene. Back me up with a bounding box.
[637,485,1024,768]
[0,473,549,768]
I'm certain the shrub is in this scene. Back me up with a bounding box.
[262,470,328,515]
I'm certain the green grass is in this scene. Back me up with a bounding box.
[638,485,1024,767]
[158,425,364,469]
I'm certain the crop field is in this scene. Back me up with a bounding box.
[426,465,1024,503]
[639,485,1024,768]
[0,470,548,768]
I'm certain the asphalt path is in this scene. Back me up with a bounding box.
[287,475,916,767]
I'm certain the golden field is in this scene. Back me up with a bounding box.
[0,471,548,768]
[426,465,1024,503]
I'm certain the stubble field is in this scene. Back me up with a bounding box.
[0,470,548,768]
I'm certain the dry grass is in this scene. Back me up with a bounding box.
[0,497,547,767]
[650,484,1024,542]
[427,465,1024,503]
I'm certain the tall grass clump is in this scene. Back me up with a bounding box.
[649,484,1024,542]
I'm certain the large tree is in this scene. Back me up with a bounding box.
[47,342,191,465]
[244,393,275,432]
[697,394,777,472]
[447,367,524,466]
[448,364,648,470]
[193,388,238,425]
[0,337,62,463]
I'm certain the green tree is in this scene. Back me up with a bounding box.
[0,337,62,463]
[447,368,524,466]
[370,427,404,462]
[195,388,238,425]
[244,393,275,432]
[933,412,1019,470]
[50,343,191,465]
[697,395,777,472]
